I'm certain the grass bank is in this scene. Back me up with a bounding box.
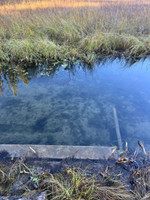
[0,0,150,65]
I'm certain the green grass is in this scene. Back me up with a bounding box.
[0,155,150,200]
[0,0,150,65]
[0,158,134,199]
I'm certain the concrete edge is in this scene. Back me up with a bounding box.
[0,144,118,160]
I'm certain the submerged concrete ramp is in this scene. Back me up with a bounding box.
[0,145,114,160]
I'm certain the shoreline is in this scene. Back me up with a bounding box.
[0,35,149,66]
[0,144,149,199]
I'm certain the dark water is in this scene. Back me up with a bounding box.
[1,57,150,149]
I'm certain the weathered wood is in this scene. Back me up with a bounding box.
[0,144,115,160]
[113,107,123,149]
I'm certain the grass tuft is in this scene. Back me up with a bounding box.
[0,0,150,65]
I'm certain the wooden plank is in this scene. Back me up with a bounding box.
[113,107,123,149]
[0,144,115,160]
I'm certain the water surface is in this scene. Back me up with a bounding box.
[1,57,150,149]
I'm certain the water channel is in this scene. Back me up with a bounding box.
[0,57,150,150]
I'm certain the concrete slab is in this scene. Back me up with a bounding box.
[0,144,115,160]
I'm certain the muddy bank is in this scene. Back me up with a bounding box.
[0,144,150,199]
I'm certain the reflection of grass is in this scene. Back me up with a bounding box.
[0,0,150,65]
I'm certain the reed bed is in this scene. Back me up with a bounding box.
[0,0,150,65]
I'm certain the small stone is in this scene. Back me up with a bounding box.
[36,192,46,200]
[0,196,9,200]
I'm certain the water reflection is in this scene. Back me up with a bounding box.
[0,57,142,96]
[0,57,150,149]
[0,60,94,96]
[0,65,31,96]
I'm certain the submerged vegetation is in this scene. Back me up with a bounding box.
[0,0,150,65]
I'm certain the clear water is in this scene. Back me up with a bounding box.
[1,57,150,149]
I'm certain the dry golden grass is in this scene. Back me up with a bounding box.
[0,0,150,15]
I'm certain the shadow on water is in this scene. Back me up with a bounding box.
[0,56,150,149]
